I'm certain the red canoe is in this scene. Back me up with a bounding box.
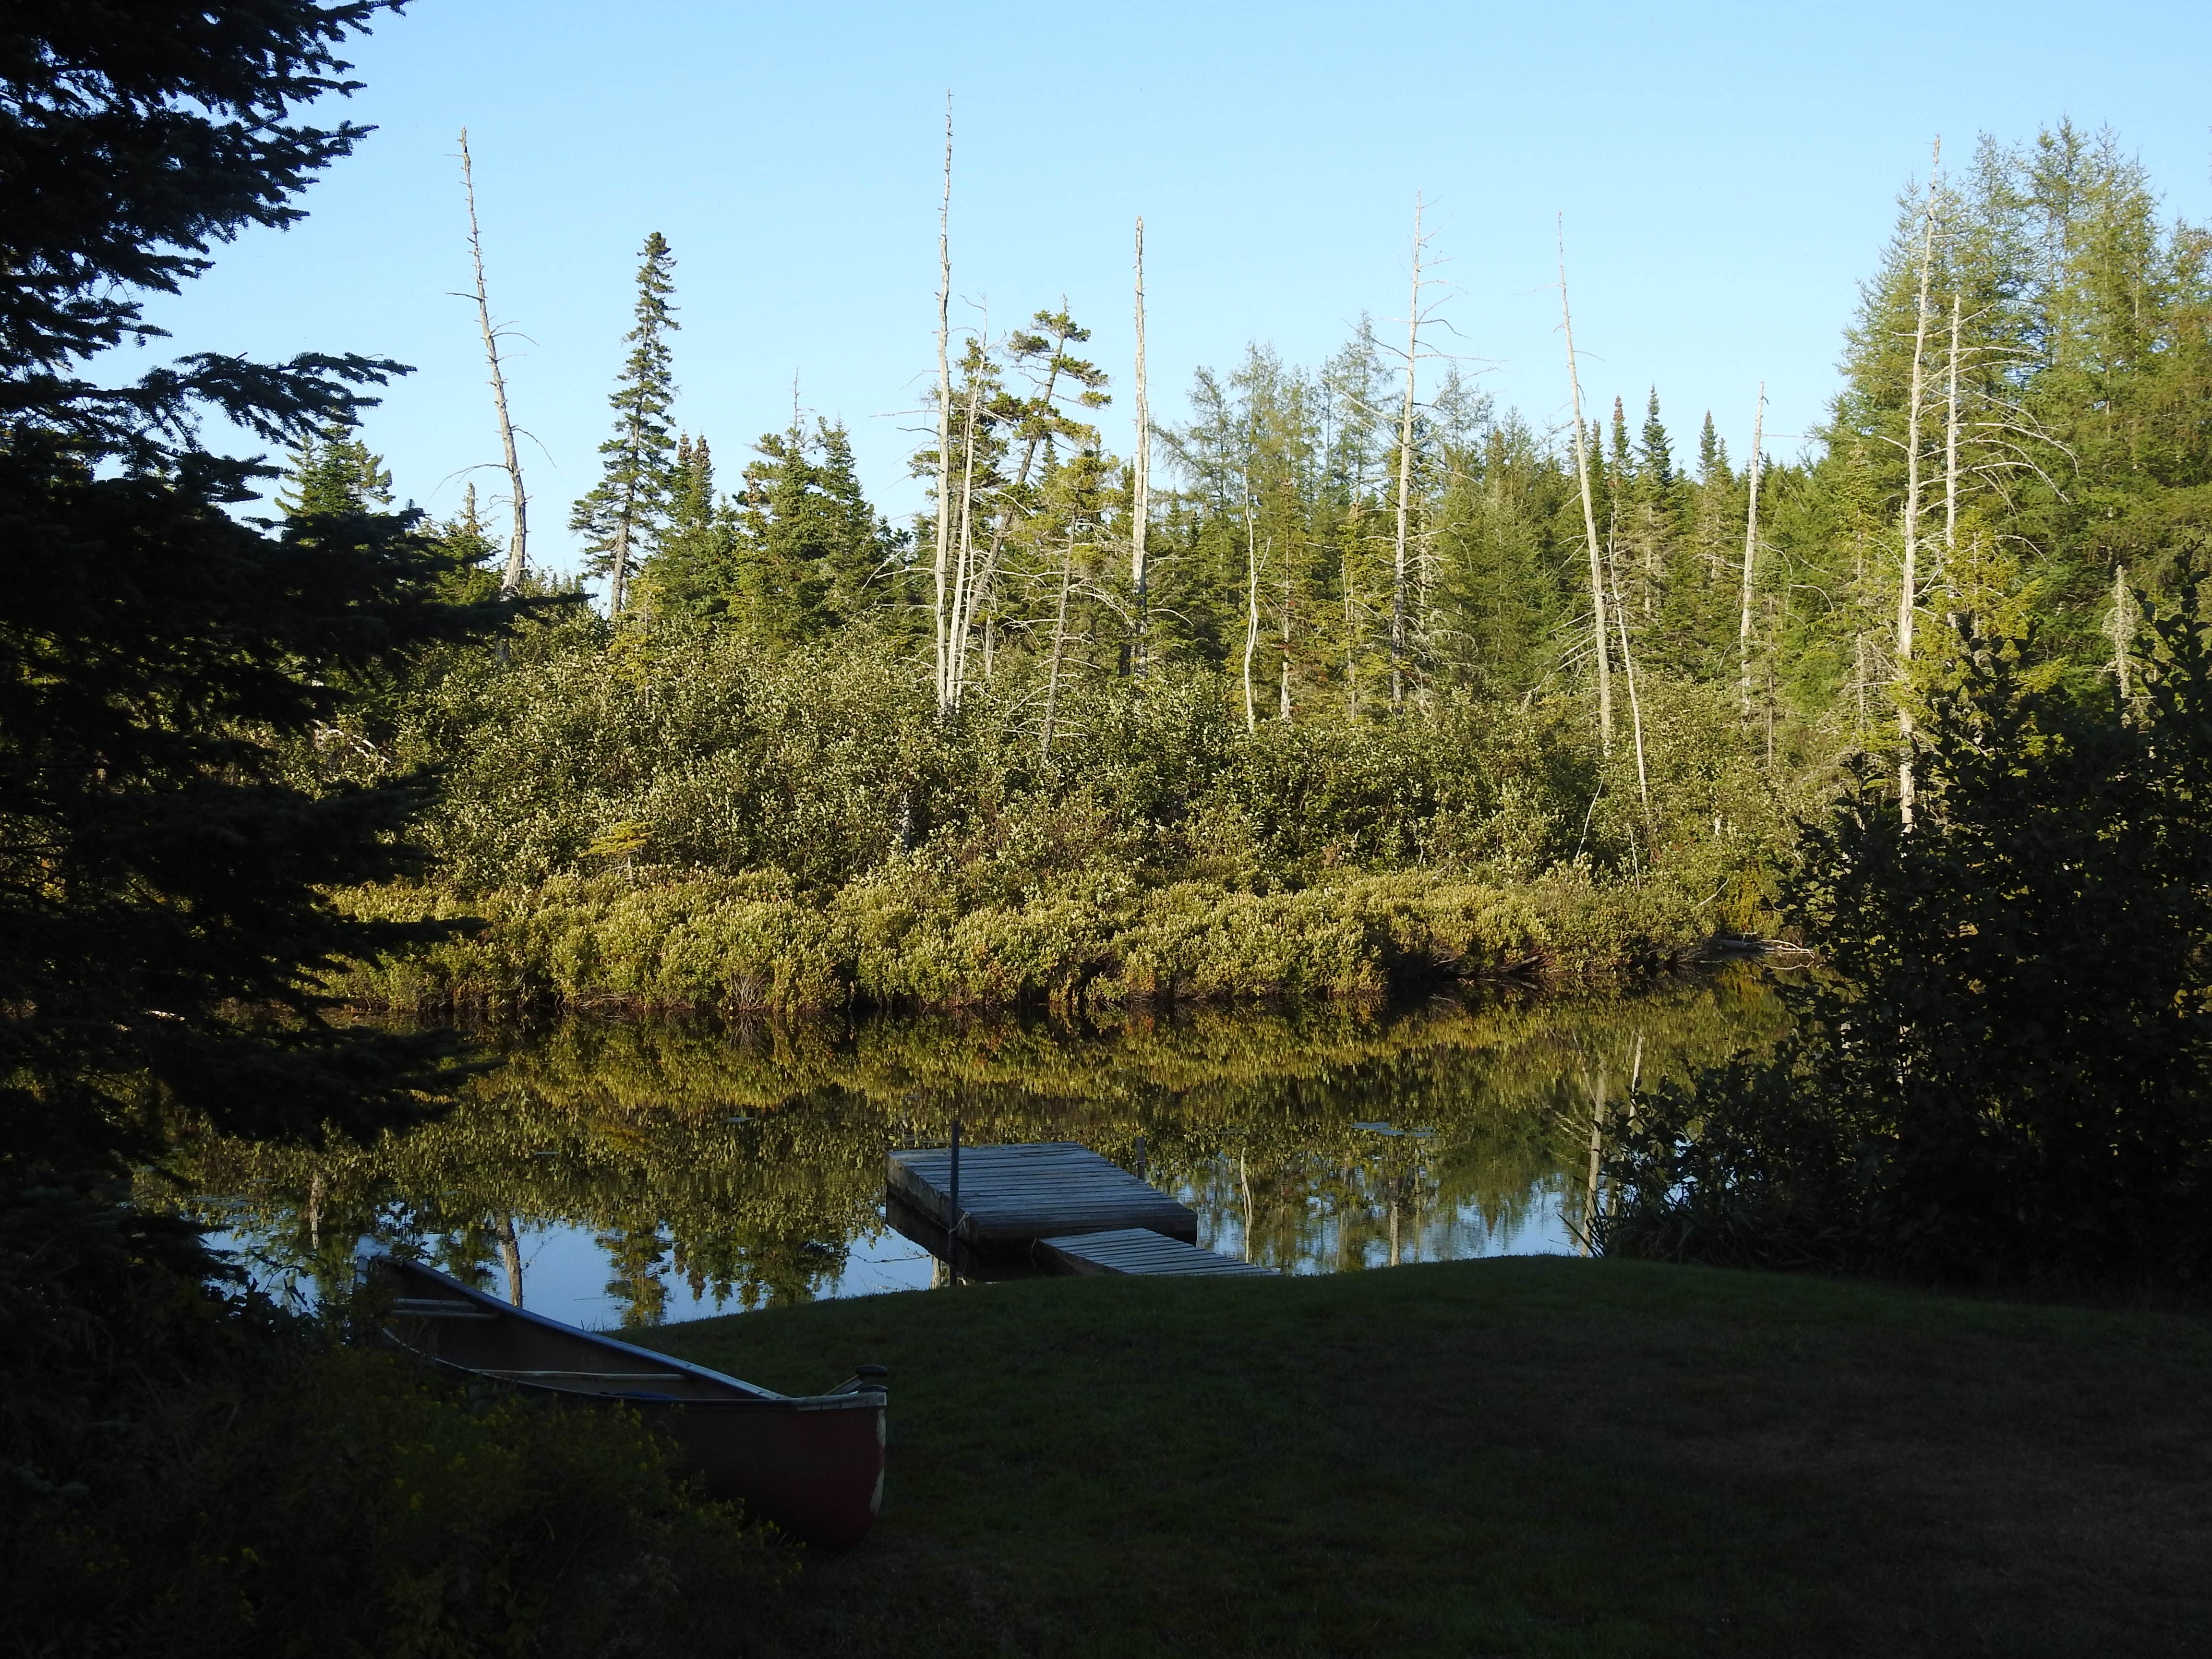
[371,1255,887,1548]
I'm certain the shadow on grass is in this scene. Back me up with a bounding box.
[642,1255,2212,1659]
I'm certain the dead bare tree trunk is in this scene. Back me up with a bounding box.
[1606,526,1651,826]
[1041,535,1074,759]
[1279,563,1293,721]
[1131,216,1151,680]
[1243,494,1262,733]
[1391,194,1425,710]
[932,98,955,717]
[2112,564,2134,716]
[1898,139,1940,830]
[608,519,631,619]
[1342,510,1359,719]
[1558,216,1612,751]
[1739,383,1764,717]
[493,1213,524,1307]
[1944,290,1962,586]
[948,368,983,709]
[458,131,529,597]
[1579,1069,1606,1257]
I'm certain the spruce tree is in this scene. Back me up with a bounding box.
[1695,411,1729,484]
[1636,389,1676,489]
[571,231,679,619]
[733,417,889,644]
[0,0,500,1517]
[431,482,504,605]
[277,418,393,515]
[644,432,738,617]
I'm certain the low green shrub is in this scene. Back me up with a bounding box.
[328,862,1719,1016]
[4,1295,785,1658]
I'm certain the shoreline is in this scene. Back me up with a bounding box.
[326,865,1779,1019]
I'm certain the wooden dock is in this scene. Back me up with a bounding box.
[1036,1228,1272,1278]
[885,1141,1198,1263]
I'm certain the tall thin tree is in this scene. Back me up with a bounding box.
[1896,139,1941,828]
[947,354,984,707]
[570,232,679,621]
[1739,382,1765,716]
[931,96,955,715]
[1558,216,1612,750]
[457,131,528,596]
[1607,523,1652,825]
[1131,216,1152,679]
[1243,491,1262,732]
[1042,529,1075,758]
[1390,193,1431,709]
[1943,288,1962,580]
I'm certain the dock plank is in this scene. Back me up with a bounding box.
[886,1142,1198,1247]
[1036,1229,1274,1278]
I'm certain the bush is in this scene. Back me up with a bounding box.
[3,1281,785,1658]
[328,862,1716,1015]
[1602,604,2212,1286]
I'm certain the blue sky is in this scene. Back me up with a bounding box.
[140,0,2212,575]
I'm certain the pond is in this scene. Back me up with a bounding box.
[175,968,1788,1330]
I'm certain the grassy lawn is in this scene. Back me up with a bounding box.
[641,1257,2212,1658]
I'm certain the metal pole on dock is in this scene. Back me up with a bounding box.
[947,1118,961,1282]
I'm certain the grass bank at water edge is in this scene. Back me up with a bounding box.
[643,1256,2212,1659]
[327,866,1735,1015]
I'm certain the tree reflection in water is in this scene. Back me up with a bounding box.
[165,970,1786,1327]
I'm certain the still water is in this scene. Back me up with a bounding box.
[179,970,1786,1330]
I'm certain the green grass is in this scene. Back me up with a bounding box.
[639,1257,2212,1658]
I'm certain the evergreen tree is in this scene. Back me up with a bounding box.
[431,482,504,606]
[644,433,739,618]
[0,0,498,1569]
[1607,601,2212,1283]
[278,418,393,516]
[571,231,679,620]
[730,417,895,645]
[1636,389,1676,491]
[1696,412,1728,485]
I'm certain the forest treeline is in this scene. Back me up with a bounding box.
[313,119,2212,1012]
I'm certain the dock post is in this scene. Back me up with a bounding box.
[947,1119,961,1281]
[1135,1132,1147,1181]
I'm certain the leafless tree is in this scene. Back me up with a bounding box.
[1131,216,1152,679]
[457,130,528,596]
[1558,216,1612,751]
[1739,383,1765,717]
[932,97,955,716]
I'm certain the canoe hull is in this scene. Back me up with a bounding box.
[634,1393,886,1548]
[372,1257,885,1548]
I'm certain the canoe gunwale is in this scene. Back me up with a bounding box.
[364,1253,878,1412]
[364,1251,889,1549]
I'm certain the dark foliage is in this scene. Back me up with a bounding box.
[0,0,412,452]
[0,0,517,1591]
[1603,599,2212,1285]
[3,1286,782,1657]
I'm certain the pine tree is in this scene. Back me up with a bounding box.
[278,419,393,516]
[571,231,679,620]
